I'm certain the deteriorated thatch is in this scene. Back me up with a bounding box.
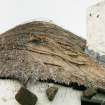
[0,21,105,89]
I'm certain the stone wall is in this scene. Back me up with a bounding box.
[85,48,105,65]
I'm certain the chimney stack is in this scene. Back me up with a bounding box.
[86,1,105,64]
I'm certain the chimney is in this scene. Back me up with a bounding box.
[86,1,105,64]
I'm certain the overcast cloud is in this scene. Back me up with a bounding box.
[0,0,103,38]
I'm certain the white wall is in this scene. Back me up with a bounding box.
[0,80,82,105]
[0,0,103,38]
[87,1,105,55]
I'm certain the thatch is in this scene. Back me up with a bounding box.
[0,21,105,89]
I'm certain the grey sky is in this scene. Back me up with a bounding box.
[0,0,103,38]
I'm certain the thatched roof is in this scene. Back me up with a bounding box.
[0,21,105,89]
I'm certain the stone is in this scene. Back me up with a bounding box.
[83,88,97,98]
[85,48,105,65]
[15,87,37,105]
[82,93,105,105]
[46,86,58,101]
[85,48,99,61]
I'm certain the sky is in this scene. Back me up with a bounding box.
[0,0,103,38]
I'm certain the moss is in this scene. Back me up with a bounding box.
[81,97,101,105]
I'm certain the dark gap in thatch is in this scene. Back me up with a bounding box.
[39,79,87,91]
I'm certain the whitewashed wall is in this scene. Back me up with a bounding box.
[87,1,105,55]
[0,80,82,105]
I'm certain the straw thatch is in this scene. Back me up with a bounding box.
[0,21,105,89]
